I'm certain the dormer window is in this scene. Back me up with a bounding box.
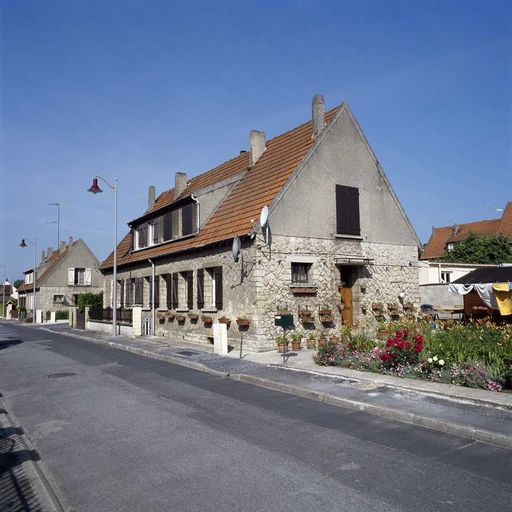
[134,201,198,250]
[446,242,454,252]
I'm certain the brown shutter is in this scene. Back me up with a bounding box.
[182,204,194,236]
[197,269,204,309]
[214,267,223,310]
[119,280,125,307]
[336,185,360,236]
[163,212,173,241]
[154,276,159,307]
[166,275,172,309]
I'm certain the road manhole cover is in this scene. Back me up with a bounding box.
[47,372,76,379]
[176,350,198,357]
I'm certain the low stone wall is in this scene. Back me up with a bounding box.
[86,320,133,337]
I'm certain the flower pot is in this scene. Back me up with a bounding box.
[236,319,250,327]
[317,338,327,347]
[277,342,289,353]
[319,309,332,316]
[306,338,316,349]
[291,341,301,351]
[201,315,213,324]
[320,316,334,324]
[329,336,340,345]
[377,329,390,340]
[218,317,230,327]
[176,315,186,322]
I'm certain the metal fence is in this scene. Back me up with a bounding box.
[89,306,133,325]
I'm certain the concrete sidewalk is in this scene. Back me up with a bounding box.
[22,322,512,449]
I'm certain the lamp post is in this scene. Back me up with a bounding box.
[48,202,61,247]
[87,176,118,336]
[20,238,37,324]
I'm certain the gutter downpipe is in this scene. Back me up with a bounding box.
[148,259,155,335]
[191,194,199,233]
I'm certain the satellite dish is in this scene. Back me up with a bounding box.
[232,236,241,262]
[259,205,269,228]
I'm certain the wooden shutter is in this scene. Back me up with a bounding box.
[197,269,204,309]
[125,280,132,307]
[336,185,360,236]
[214,267,223,310]
[172,273,179,309]
[182,204,194,236]
[84,268,92,285]
[187,271,194,310]
[163,212,173,241]
[68,268,75,285]
[119,280,124,307]
[154,276,160,307]
[135,278,143,304]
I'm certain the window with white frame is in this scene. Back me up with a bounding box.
[440,271,452,284]
[291,262,311,284]
[53,294,65,304]
[68,268,91,286]
[446,243,454,253]
[197,267,222,310]
[25,272,34,284]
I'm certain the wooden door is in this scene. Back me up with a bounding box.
[339,267,353,326]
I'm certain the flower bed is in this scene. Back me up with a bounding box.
[313,321,512,392]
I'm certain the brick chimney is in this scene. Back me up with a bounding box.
[148,186,156,210]
[68,236,73,247]
[41,250,46,263]
[174,173,188,201]
[47,246,53,257]
[312,94,325,138]
[249,130,266,167]
[59,241,66,254]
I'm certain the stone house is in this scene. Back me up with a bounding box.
[100,95,421,351]
[17,237,103,318]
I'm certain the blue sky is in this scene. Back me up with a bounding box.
[1,0,511,281]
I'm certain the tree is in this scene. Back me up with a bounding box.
[14,279,24,289]
[77,292,103,314]
[441,232,512,264]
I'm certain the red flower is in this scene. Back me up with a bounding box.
[395,339,405,350]
[380,352,393,361]
[413,335,423,343]
[413,343,423,352]
[385,338,394,348]
[395,330,408,339]
[405,341,412,349]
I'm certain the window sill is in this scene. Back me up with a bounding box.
[176,307,189,313]
[201,307,218,313]
[334,234,363,240]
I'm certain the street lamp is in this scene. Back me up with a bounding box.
[48,202,61,247]
[87,176,118,336]
[20,238,37,324]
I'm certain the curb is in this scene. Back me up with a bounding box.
[38,326,512,449]
[0,398,69,512]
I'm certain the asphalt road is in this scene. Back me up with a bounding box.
[0,322,511,512]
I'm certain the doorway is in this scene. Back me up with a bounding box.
[338,266,353,326]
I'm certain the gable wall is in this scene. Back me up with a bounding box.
[269,107,418,247]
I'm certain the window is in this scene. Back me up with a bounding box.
[446,243,454,253]
[125,280,133,307]
[151,218,163,245]
[440,271,452,284]
[163,212,173,241]
[137,224,148,248]
[68,268,91,286]
[182,203,196,236]
[291,263,311,284]
[53,294,64,304]
[198,267,223,309]
[134,278,143,304]
[25,272,34,284]
[146,276,160,307]
[336,185,360,236]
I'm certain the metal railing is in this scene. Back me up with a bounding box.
[89,306,133,325]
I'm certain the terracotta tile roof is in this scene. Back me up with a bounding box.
[421,211,509,260]
[497,202,512,238]
[18,242,77,292]
[101,107,339,270]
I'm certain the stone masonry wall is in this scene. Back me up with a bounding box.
[249,234,419,350]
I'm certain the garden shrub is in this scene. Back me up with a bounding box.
[77,292,103,314]
[313,342,344,366]
[55,310,69,320]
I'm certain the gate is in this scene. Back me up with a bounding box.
[76,310,85,330]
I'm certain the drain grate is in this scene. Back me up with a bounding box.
[176,350,198,357]
[47,372,76,379]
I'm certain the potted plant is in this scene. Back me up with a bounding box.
[276,334,289,353]
[188,312,199,322]
[291,332,302,351]
[176,314,186,322]
[318,304,332,316]
[317,330,328,347]
[218,316,230,326]
[329,335,340,345]
[306,332,316,349]
[276,306,291,315]
[236,315,250,327]
[201,315,213,324]
[298,308,314,324]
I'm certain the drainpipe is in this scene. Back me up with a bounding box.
[191,194,199,233]
[148,259,155,335]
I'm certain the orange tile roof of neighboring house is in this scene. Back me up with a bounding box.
[497,202,512,238]
[18,241,77,292]
[101,107,340,270]
[421,209,510,260]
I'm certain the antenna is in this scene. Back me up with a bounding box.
[232,236,241,263]
[260,205,270,244]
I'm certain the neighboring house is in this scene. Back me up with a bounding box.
[17,237,103,317]
[0,283,17,317]
[419,203,512,307]
[100,95,421,351]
